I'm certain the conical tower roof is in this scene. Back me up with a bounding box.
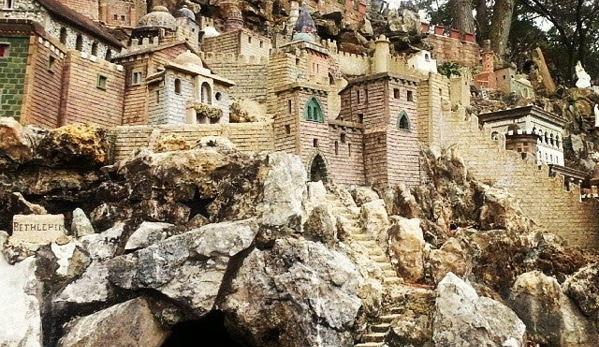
[293,4,316,34]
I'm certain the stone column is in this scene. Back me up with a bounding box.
[372,35,390,74]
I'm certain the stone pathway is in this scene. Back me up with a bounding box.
[324,192,402,347]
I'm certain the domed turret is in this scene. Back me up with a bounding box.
[175,5,196,22]
[292,4,317,42]
[174,50,205,68]
[137,6,177,30]
[225,3,244,32]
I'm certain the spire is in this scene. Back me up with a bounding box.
[292,4,317,42]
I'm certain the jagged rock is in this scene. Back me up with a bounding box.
[71,208,94,237]
[125,221,173,251]
[194,135,235,151]
[433,272,526,347]
[0,193,47,230]
[57,297,169,347]
[350,186,380,207]
[479,185,531,232]
[387,217,425,283]
[0,232,42,347]
[154,133,190,152]
[55,261,112,305]
[0,117,36,168]
[427,237,471,284]
[258,152,306,227]
[386,285,435,347]
[563,263,599,320]
[509,270,599,347]
[304,180,327,214]
[80,223,124,260]
[36,124,109,168]
[219,237,363,347]
[359,199,390,245]
[303,204,337,246]
[108,219,258,316]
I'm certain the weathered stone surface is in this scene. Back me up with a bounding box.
[79,223,124,260]
[479,185,531,232]
[55,261,112,305]
[386,285,436,347]
[220,238,363,347]
[562,263,599,320]
[154,133,190,152]
[0,117,36,167]
[36,124,109,168]
[427,237,471,284]
[509,271,599,347]
[433,272,526,347]
[387,217,425,283]
[303,204,337,246]
[57,297,170,347]
[0,234,42,347]
[258,152,306,226]
[70,208,95,237]
[125,221,172,251]
[108,219,258,316]
[350,186,380,207]
[359,199,390,245]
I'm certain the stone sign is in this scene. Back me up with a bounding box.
[11,214,66,246]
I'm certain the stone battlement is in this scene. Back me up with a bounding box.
[70,49,124,71]
[200,52,268,65]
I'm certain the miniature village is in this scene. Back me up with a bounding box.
[2,1,599,347]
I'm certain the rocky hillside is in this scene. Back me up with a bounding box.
[1,118,598,347]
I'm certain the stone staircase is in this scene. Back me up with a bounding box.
[324,192,403,347]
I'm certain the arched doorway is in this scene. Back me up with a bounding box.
[309,153,328,183]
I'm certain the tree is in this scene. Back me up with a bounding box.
[519,0,599,83]
[489,0,516,58]
[450,0,476,33]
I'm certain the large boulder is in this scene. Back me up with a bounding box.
[562,263,599,321]
[387,217,425,283]
[433,272,526,347]
[0,117,37,168]
[108,219,258,317]
[359,199,390,245]
[509,270,599,347]
[427,237,471,284]
[219,237,363,347]
[303,204,338,247]
[57,297,169,347]
[36,124,109,168]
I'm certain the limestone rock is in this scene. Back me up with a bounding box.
[79,223,124,260]
[0,245,42,347]
[55,260,112,305]
[433,272,526,347]
[36,124,109,168]
[125,221,173,251]
[427,237,471,284]
[258,152,306,227]
[562,263,599,320]
[0,117,36,168]
[154,133,190,152]
[303,204,337,246]
[350,186,380,207]
[194,135,235,151]
[304,180,327,214]
[71,208,95,237]
[509,270,599,347]
[220,238,363,347]
[359,199,390,245]
[57,297,169,347]
[387,217,424,283]
[386,285,436,347]
[479,185,531,232]
[108,219,258,316]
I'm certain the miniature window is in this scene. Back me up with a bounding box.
[75,35,83,51]
[215,92,222,101]
[91,42,98,56]
[393,88,400,99]
[259,40,263,48]
[156,90,160,103]
[407,90,414,102]
[313,139,318,147]
[357,113,363,123]
[365,88,368,103]
[201,82,212,104]
[4,0,13,9]
[335,141,339,155]
[97,75,107,90]
[340,133,346,143]
[174,78,181,94]
[356,90,360,104]
[248,36,252,44]
[0,43,10,59]
[288,99,292,113]
[132,71,142,85]
[113,14,118,20]
[105,49,112,60]
[48,56,56,71]
[121,15,126,21]
[348,143,352,156]
[60,28,67,44]
[424,53,430,62]
[491,131,498,140]
[285,124,291,134]
[304,97,324,122]
[398,111,411,131]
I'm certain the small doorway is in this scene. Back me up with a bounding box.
[309,153,328,183]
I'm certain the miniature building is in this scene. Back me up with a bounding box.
[407,50,438,74]
[478,105,566,166]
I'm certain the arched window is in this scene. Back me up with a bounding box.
[174,78,181,94]
[105,49,112,60]
[75,34,83,51]
[200,82,212,104]
[60,28,68,44]
[91,42,98,56]
[556,135,560,148]
[398,111,411,131]
[304,97,324,122]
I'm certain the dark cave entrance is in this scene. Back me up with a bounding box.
[161,311,246,347]
[309,153,328,183]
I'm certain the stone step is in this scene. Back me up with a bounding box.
[378,263,393,271]
[370,323,391,333]
[352,233,371,241]
[379,314,402,323]
[362,332,387,343]
[370,254,388,262]
[383,277,402,285]
[354,343,385,347]
[367,249,385,257]
[356,239,377,247]
[382,269,397,278]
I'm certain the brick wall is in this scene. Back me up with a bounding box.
[164,71,192,124]
[100,0,138,27]
[110,122,275,162]
[59,51,125,126]
[60,0,99,20]
[238,30,271,58]
[439,108,599,250]
[203,53,268,103]
[21,35,66,128]
[0,36,29,120]
[424,34,480,67]
[273,89,299,154]
[327,126,365,185]
[203,31,239,55]
[417,73,450,145]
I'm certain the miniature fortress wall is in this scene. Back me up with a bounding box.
[109,122,275,162]
[437,107,599,250]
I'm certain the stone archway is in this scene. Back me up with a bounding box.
[309,153,328,183]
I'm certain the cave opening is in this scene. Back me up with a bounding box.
[161,311,247,347]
